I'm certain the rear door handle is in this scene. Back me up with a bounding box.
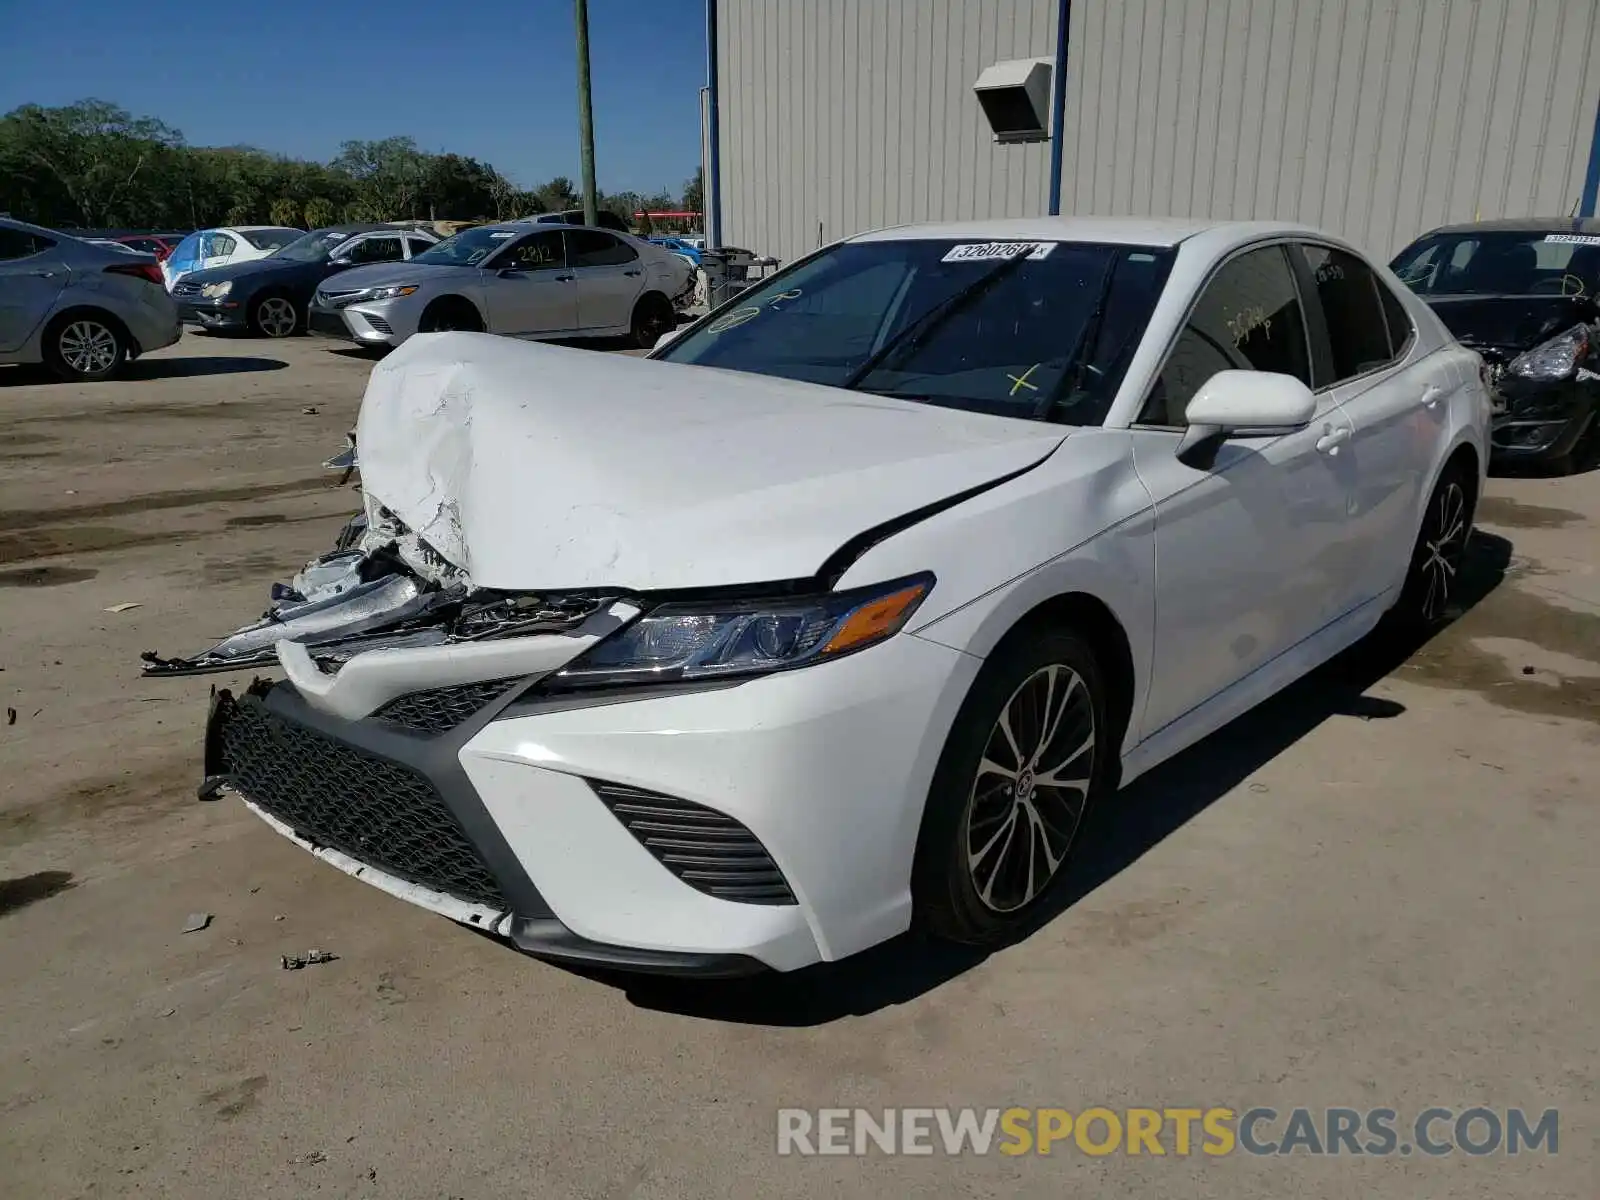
[1421,384,1443,409]
[624,269,642,276]
[1315,424,1350,455]
[26,270,56,278]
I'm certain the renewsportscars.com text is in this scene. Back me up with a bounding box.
[776,1106,1558,1157]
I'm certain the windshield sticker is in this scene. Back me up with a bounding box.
[1544,234,1600,246]
[706,306,762,333]
[1578,367,1600,383]
[941,241,1057,263]
[488,231,516,239]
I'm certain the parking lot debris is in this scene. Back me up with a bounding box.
[6,708,14,726]
[289,1150,327,1166]
[181,912,212,934]
[105,602,142,614]
[281,949,338,970]
[301,406,320,415]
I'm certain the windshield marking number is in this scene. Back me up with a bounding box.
[1544,234,1600,246]
[706,306,762,333]
[941,241,1057,263]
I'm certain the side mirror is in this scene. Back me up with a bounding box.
[652,327,683,351]
[329,256,353,267]
[1177,370,1316,467]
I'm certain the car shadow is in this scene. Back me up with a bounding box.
[586,531,1513,1026]
[1,357,288,385]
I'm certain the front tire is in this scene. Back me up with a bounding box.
[418,298,484,334]
[912,628,1113,947]
[46,314,127,382]
[251,294,300,338]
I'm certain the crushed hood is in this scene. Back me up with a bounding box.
[356,333,1068,590]
[1423,295,1598,356]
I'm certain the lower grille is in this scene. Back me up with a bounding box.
[308,310,350,337]
[373,677,524,735]
[172,281,202,298]
[590,781,796,905]
[218,696,507,910]
[363,313,394,335]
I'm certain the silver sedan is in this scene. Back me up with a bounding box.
[308,223,693,351]
[0,217,181,381]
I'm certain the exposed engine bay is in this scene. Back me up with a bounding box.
[141,434,614,677]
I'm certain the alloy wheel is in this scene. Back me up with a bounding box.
[256,297,298,338]
[58,321,119,375]
[1418,480,1467,622]
[964,664,1095,913]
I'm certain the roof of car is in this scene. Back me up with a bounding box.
[1423,216,1600,236]
[847,216,1303,248]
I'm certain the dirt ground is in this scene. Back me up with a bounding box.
[1,335,1596,1198]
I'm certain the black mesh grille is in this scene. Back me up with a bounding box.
[308,311,348,337]
[591,781,796,906]
[364,314,394,335]
[372,678,523,735]
[219,698,507,910]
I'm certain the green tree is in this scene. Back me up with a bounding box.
[681,167,703,218]
[269,196,300,227]
[534,175,579,213]
[303,196,338,228]
[0,99,182,227]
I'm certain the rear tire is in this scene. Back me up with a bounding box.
[912,628,1114,947]
[629,292,674,350]
[1386,459,1474,634]
[45,313,127,382]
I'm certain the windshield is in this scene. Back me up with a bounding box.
[655,239,1175,425]
[412,226,517,267]
[239,227,302,253]
[1391,230,1600,299]
[273,229,356,263]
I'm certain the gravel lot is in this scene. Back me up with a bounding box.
[1,334,1596,1198]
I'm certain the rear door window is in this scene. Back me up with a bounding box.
[1140,245,1312,426]
[346,235,403,264]
[0,229,53,260]
[565,230,638,267]
[1298,244,1396,383]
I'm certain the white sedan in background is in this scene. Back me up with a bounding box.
[161,225,302,289]
[173,217,1488,976]
[305,223,694,350]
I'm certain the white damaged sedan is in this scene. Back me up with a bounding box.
[156,218,1489,975]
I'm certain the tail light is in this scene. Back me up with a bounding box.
[105,262,164,286]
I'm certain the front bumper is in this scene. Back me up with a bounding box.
[308,304,401,346]
[176,297,247,330]
[1489,378,1597,462]
[204,630,977,974]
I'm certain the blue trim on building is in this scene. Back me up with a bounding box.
[1047,0,1071,215]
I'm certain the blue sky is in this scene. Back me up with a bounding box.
[0,0,707,195]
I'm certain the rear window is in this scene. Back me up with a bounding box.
[240,227,302,252]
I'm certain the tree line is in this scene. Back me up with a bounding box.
[0,100,703,233]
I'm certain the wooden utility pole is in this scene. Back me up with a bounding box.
[575,0,599,227]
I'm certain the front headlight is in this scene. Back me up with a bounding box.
[356,284,419,302]
[199,281,232,298]
[547,573,934,690]
[1508,326,1588,380]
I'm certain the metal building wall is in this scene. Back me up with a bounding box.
[716,0,1058,265]
[716,1,1600,264]
[1060,0,1600,256]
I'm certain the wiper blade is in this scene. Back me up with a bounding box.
[1033,257,1119,420]
[843,247,1036,390]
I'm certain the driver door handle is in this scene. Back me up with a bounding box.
[1315,424,1350,455]
[26,269,56,278]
